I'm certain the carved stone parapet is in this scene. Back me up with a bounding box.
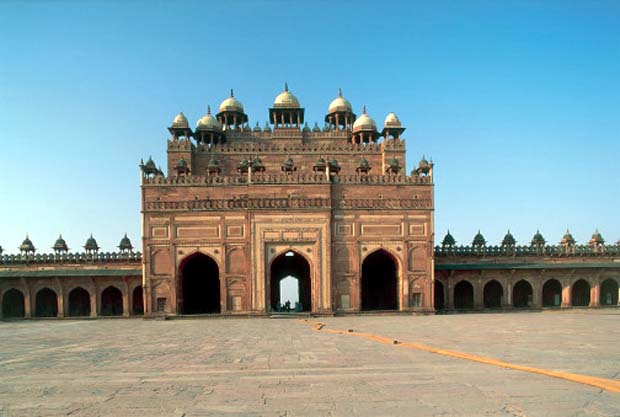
[0,251,143,265]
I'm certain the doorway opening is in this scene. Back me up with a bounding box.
[571,279,590,307]
[361,250,398,311]
[68,287,91,317]
[483,280,503,308]
[542,279,562,307]
[513,280,533,308]
[179,253,221,314]
[2,289,25,318]
[270,251,311,312]
[35,288,58,317]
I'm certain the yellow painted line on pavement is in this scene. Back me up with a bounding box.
[298,319,620,394]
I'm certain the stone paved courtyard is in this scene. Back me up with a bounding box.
[1,310,619,417]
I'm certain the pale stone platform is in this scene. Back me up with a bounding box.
[1,310,619,416]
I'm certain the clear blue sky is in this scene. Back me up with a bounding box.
[1,0,618,253]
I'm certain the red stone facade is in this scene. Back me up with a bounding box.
[1,88,618,319]
[141,88,435,316]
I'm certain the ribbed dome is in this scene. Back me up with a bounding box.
[352,106,377,132]
[384,112,401,128]
[328,89,352,113]
[219,89,244,113]
[171,112,189,129]
[196,106,222,132]
[274,83,300,108]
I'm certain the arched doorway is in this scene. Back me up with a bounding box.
[68,287,91,317]
[454,280,474,309]
[132,286,144,315]
[542,279,562,307]
[101,286,123,316]
[361,250,398,311]
[2,289,25,318]
[483,280,503,308]
[35,288,58,317]
[179,253,220,314]
[571,279,590,307]
[434,280,445,310]
[513,280,533,308]
[270,251,311,312]
[600,279,618,306]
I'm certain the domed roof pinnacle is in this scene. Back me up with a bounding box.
[338,87,342,97]
[362,105,367,114]
[230,88,234,97]
[502,229,516,246]
[207,105,211,115]
[442,230,456,246]
[284,82,289,92]
[531,229,546,246]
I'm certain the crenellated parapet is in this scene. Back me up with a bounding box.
[435,244,620,257]
[436,229,620,257]
[142,173,433,186]
[0,251,142,265]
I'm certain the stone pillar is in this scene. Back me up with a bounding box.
[531,277,542,308]
[21,278,32,318]
[590,279,600,307]
[505,278,512,307]
[446,273,454,309]
[122,279,130,317]
[90,288,97,317]
[561,280,571,308]
[56,279,64,318]
[473,277,483,309]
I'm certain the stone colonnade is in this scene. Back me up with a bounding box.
[0,276,143,319]
[435,271,620,310]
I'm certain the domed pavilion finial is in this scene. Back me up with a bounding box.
[472,230,486,247]
[217,89,247,130]
[589,228,605,249]
[118,233,134,253]
[531,229,546,247]
[352,106,379,144]
[207,105,211,115]
[501,230,516,247]
[19,235,36,255]
[270,83,304,128]
[168,111,192,139]
[442,230,456,247]
[326,88,355,130]
[83,234,100,254]
[382,112,405,139]
[53,234,69,254]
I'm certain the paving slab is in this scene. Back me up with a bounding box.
[0,310,619,416]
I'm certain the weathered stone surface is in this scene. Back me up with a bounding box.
[1,311,619,416]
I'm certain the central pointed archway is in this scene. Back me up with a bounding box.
[269,250,311,312]
[178,252,221,314]
[361,249,398,311]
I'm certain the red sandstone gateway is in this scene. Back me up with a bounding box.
[1,87,618,318]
